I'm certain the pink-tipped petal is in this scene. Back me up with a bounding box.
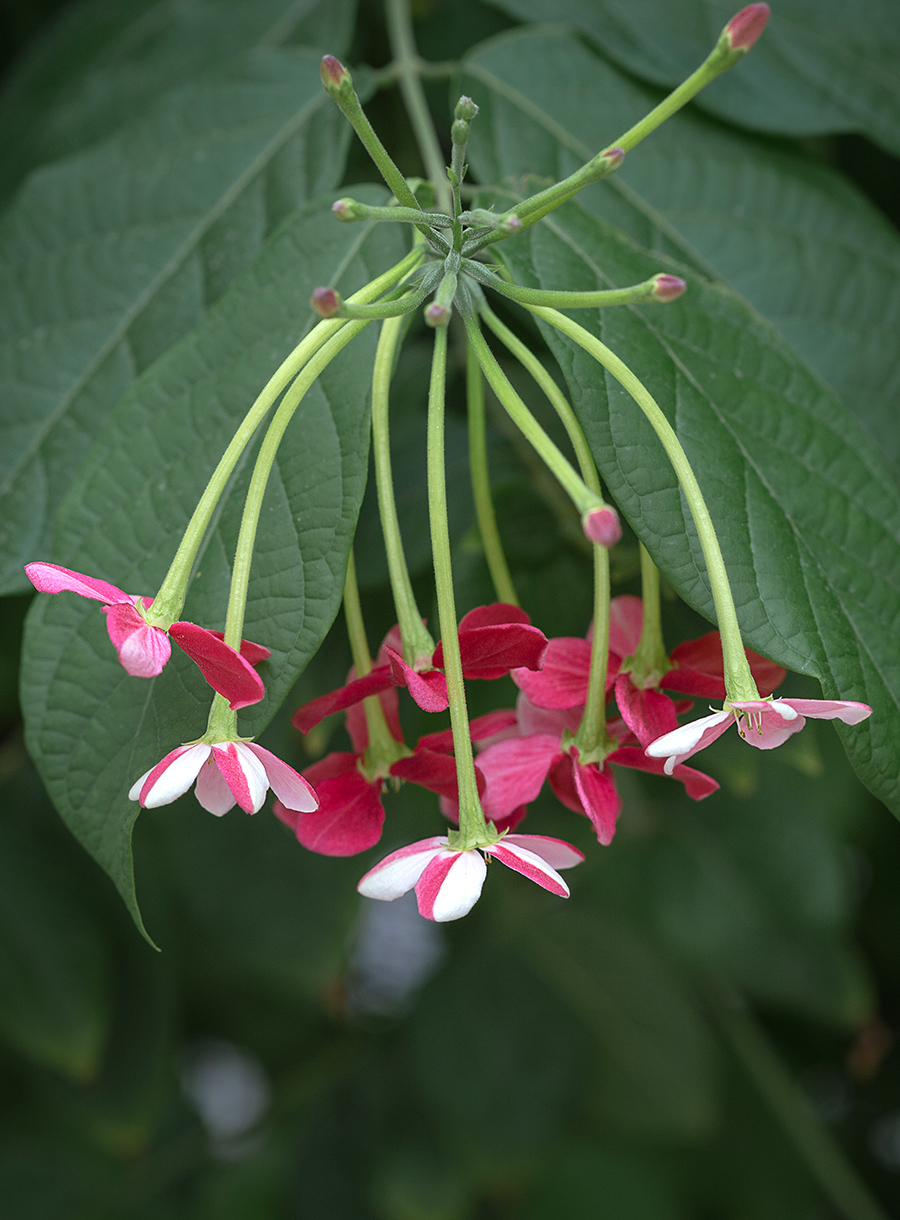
[293,767,384,856]
[485,841,570,897]
[358,837,448,900]
[502,834,585,870]
[248,745,318,813]
[415,850,486,922]
[777,698,872,725]
[724,3,770,51]
[133,744,210,808]
[384,646,449,712]
[614,675,679,748]
[572,757,622,846]
[512,636,593,708]
[213,742,269,813]
[645,709,734,771]
[194,754,238,816]
[475,734,562,821]
[24,562,131,604]
[104,602,172,677]
[169,622,265,709]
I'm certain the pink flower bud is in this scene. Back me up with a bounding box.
[600,146,625,170]
[425,302,451,328]
[653,274,687,302]
[583,506,622,548]
[311,287,341,317]
[331,198,356,222]
[723,4,770,51]
[320,55,352,94]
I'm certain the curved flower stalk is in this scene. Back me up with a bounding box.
[358,833,584,922]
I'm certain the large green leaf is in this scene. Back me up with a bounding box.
[480,0,900,156]
[462,28,900,464]
[20,189,406,937]
[0,46,358,594]
[0,0,357,197]
[488,205,900,814]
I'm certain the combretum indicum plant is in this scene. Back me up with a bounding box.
[23,2,873,924]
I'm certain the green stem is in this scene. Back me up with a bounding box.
[461,301,604,522]
[335,266,443,319]
[148,246,424,627]
[530,305,759,703]
[342,550,401,759]
[465,263,666,310]
[466,341,518,606]
[574,540,612,758]
[427,327,489,847]
[629,544,670,685]
[712,991,891,1220]
[385,0,452,216]
[372,315,435,665]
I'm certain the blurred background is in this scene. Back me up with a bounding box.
[1,1,900,1217]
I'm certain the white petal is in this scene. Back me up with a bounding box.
[502,834,584,870]
[128,768,152,802]
[249,745,318,812]
[644,710,731,758]
[429,851,487,922]
[769,700,800,721]
[142,745,210,808]
[358,838,448,901]
[225,742,270,813]
[194,755,237,816]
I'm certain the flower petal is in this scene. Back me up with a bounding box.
[194,755,238,816]
[169,622,266,709]
[415,850,486,922]
[475,734,562,821]
[390,747,484,801]
[515,692,583,738]
[778,698,872,725]
[607,745,719,799]
[292,769,384,856]
[485,841,571,897]
[357,837,448,899]
[572,757,622,846]
[664,633,786,699]
[103,602,172,677]
[384,646,449,712]
[512,636,593,708]
[614,675,679,748]
[205,631,271,666]
[607,595,643,659]
[502,834,585,870]
[24,562,131,604]
[644,709,734,771]
[291,666,395,734]
[457,603,531,630]
[248,745,318,812]
[133,744,210,808]
[212,742,269,813]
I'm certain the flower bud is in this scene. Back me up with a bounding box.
[311,287,341,317]
[652,274,687,302]
[583,505,622,548]
[722,4,770,52]
[600,146,625,171]
[498,215,523,236]
[424,302,451,328]
[451,119,469,146]
[454,96,479,123]
[320,55,352,95]
[331,197,358,222]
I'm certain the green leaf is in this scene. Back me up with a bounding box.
[0,816,111,1081]
[0,47,357,594]
[460,31,900,816]
[20,189,406,937]
[479,0,900,156]
[0,0,357,196]
[462,28,900,464]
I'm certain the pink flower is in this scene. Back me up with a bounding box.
[357,833,584,922]
[25,562,268,708]
[645,697,873,773]
[475,694,719,846]
[292,604,548,728]
[129,740,317,815]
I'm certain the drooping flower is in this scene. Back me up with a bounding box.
[25,562,268,708]
[474,693,719,846]
[129,740,318,815]
[645,698,873,773]
[358,833,584,922]
[292,604,548,729]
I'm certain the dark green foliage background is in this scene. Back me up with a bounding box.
[1,0,900,1216]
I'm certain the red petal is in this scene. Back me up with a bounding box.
[24,561,130,604]
[512,636,592,708]
[291,769,384,856]
[476,734,561,821]
[614,675,679,748]
[344,682,403,753]
[458,603,530,630]
[169,622,265,709]
[608,595,643,658]
[206,630,271,666]
[390,748,486,800]
[572,757,622,845]
[384,647,449,712]
[607,745,719,800]
[291,666,394,734]
[433,622,548,680]
[664,632,785,698]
